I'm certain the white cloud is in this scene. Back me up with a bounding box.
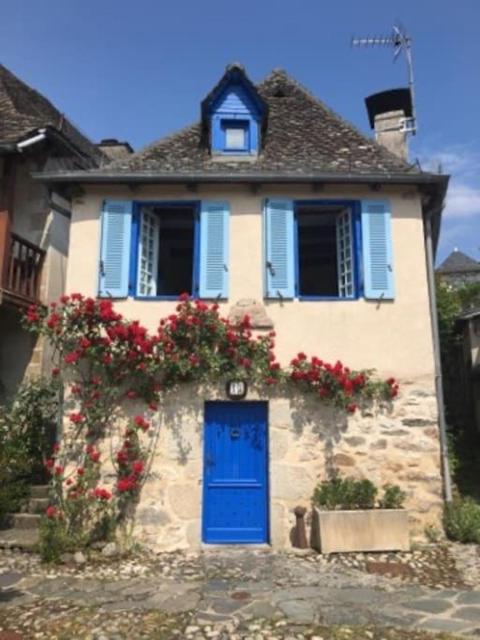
[414,144,480,219]
[445,183,480,219]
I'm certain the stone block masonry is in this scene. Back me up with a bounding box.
[126,381,443,552]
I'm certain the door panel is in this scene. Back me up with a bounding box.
[203,401,268,543]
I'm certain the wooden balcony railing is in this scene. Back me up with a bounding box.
[2,232,46,304]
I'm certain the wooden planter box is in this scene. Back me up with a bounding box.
[311,507,409,554]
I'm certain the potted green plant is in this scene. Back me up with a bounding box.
[311,474,409,553]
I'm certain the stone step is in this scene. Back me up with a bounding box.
[30,485,49,499]
[27,497,49,514]
[0,527,39,552]
[11,513,41,530]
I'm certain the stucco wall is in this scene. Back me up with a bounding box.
[67,183,435,381]
[63,182,445,550]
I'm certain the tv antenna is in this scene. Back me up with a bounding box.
[352,22,417,135]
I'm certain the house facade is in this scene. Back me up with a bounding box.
[0,65,106,400]
[37,64,449,550]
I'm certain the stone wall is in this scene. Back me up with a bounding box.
[113,381,444,552]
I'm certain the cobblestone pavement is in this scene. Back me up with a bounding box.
[0,545,479,639]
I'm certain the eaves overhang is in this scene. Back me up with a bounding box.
[31,170,449,188]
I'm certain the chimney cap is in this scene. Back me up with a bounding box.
[365,88,413,129]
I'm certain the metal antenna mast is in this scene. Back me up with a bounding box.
[352,23,417,135]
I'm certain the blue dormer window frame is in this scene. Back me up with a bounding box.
[208,78,263,156]
[212,113,258,155]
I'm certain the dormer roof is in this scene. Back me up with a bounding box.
[200,63,268,136]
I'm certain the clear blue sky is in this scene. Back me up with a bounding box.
[1,0,479,263]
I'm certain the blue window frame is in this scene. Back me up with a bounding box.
[293,200,362,301]
[129,201,201,300]
[221,119,249,152]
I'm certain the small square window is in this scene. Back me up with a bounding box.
[225,126,246,149]
[222,120,249,151]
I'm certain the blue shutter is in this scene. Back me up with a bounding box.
[199,201,229,299]
[264,199,295,299]
[361,200,395,300]
[98,200,132,298]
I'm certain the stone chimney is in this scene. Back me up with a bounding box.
[365,89,413,161]
[373,110,407,160]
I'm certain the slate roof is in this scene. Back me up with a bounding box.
[103,67,422,177]
[0,64,103,165]
[437,250,480,274]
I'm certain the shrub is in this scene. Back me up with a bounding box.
[379,484,407,509]
[443,497,480,544]
[355,479,378,509]
[38,516,75,563]
[0,378,59,522]
[312,475,377,510]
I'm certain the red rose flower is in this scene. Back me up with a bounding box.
[46,505,57,519]
[132,460,144,475]
[133,415,150,431]
[93,487,112,501]
[47,313,60,329]
[116,450,129,464]
[64,351,80,365]
[117,477,137,493]
[89,450,100,463]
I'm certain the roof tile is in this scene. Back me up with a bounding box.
[105,68,420,177]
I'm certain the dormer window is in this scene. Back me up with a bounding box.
[223,120,249,152]
[201,64,267,158]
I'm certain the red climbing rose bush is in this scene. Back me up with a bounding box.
[289,353,399,413]
[24,292,397,558]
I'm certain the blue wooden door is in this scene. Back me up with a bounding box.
[203,401,268,544]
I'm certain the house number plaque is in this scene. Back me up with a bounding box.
[226,380,247,400]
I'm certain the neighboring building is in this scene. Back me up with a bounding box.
[0,64,106,400]
[437,249,480,287]
[36,64,449,550]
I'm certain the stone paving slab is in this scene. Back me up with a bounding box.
[1,548,480,637]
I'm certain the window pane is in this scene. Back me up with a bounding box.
[297,210,338,297]
[157,209,195,296]
[225,127,246,149]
